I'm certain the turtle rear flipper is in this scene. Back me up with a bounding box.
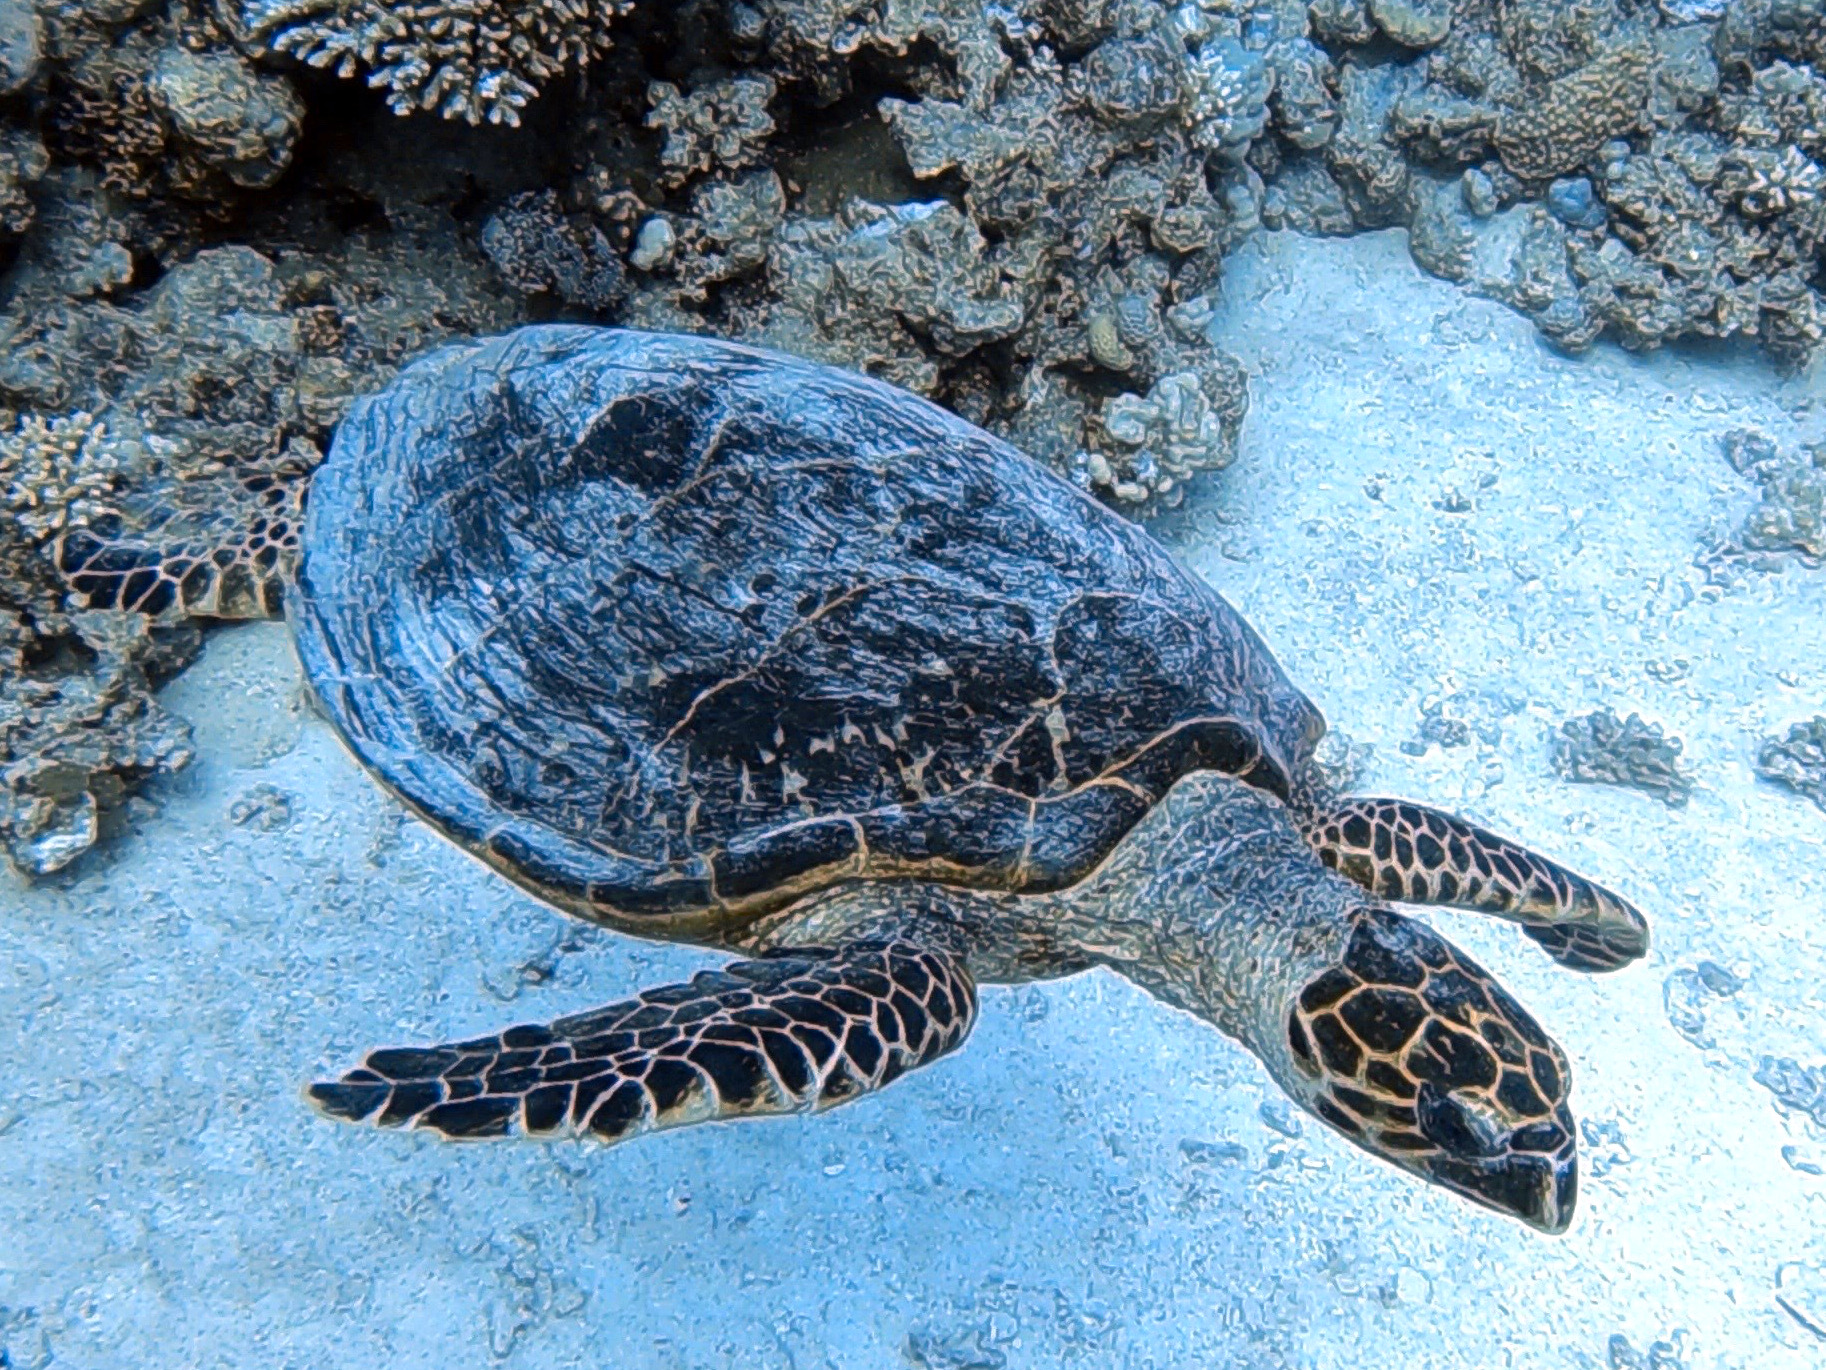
[1301,799,1648,973]
[54,454,310,621]
[308,940,977,1143]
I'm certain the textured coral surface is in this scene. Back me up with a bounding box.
[0,0,1821,871]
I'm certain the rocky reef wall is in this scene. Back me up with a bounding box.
[1,0,1822,874]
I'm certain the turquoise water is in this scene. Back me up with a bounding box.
[3,229,1824,1368]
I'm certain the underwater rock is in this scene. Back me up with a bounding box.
[1551,708,1696,806]
[1546,176,1608,229]
[628,216,677,272]
[149,47,303,190]
[1756,717,1826,810]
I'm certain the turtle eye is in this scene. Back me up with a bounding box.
[1416,1081,1507,1159]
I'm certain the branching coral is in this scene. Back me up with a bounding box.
[1,412,128,548]
[243,0,636,125]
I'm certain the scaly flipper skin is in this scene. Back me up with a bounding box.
[307,941,976,1143]
[1300,798,1649,973]
[55,457,308,622]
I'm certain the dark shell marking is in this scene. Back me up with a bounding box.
[290,326,1322,926]
[307,941,976,1141]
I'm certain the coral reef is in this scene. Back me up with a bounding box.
[1275,0,1826,360]
[1756,716,1826,810]
[0,0,1820,872]
[1551,707,1696,806]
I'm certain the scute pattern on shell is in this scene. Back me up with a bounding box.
[291,326,1323,927]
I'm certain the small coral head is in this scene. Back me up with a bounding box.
[1281,908,1578,1233]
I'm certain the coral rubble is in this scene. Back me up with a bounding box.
[1721,427,1826,564]
[1552,707,1696,806]
[1756,716,1826,810]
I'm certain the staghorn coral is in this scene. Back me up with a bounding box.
[241,0,636,126]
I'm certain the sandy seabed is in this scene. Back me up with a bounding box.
[3,229,1824,1369]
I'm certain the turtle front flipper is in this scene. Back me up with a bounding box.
[54,454,311,621]
[1300,799,1648,973]
[308,940,976,1143]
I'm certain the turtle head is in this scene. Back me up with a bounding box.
[1274,907,1578,1233]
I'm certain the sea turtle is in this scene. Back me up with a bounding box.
[57,325,1648,1233]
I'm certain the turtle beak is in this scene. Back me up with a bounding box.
[1427,1138,1578,1234]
